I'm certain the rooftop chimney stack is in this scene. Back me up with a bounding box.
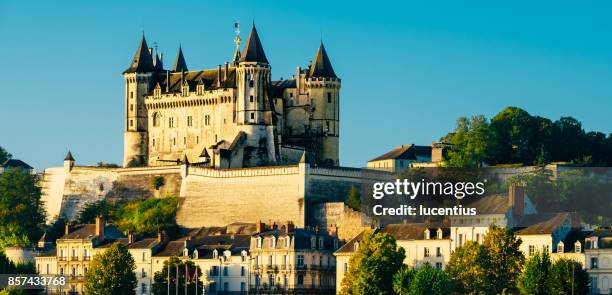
[286,221,295,233]
[509,184,526,216]
[256,221,266,233]
[64,224,70,236]
[95,216,105,241]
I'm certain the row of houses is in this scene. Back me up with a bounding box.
[32,186,611,294]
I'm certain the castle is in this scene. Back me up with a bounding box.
[123,24,341,168]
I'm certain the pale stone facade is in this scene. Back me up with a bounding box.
[123,25,341,168]
[585,230,612,294]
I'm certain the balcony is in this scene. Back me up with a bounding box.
[58,257,67,261]
[83,256,91,261]
[71,256,79,261]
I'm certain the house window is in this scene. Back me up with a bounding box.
[224,282,229,291]
[344,263,348,272]
[591,257,598,269]
[424,247,430,258]
[557,243,564,253]
[575,242,581,253]
[311,237,316,249]
[223,266,228,276]
[141,283,147,294]
[297,255,304,267]
[172,138,176,146]
[209,282,216,293]
[436,247,442,257]
[250,113,254,120]
[241,266,245,276]
[528,245,535,256]
[142,252,146,262]
[543,245,550,253]
[141,268,146,278]
[327,92,332,103]
[240,282,246,292]
[187,116,193,127]
[319,237,324,249]
[297,275,304,286]
[210,266,219,276]
[476,233,481,244]
[249,95,254,103]
[152,139,155,147]
[435,262,443,269]
[458,234,463,246]
[169,117,175,128]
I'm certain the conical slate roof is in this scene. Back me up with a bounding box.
[64,151,75,161]
[172,46,188,72]
[124,35,155,74]
[240,25,268,64]
[309,42,337,78]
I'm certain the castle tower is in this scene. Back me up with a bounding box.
[122,35,155,167]
[63,151,75,172]
[306,42,341,166]
[235,24,278,166]
[172,46,188,72]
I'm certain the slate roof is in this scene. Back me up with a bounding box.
[588,229,612,249]
[149,68,236,96]
[309,42,337,78]
[64,151,75,161]
[124,36,155,73]
[270,79,296,98]
[369,144,432,162]
[513,213,570,235]
[468,194,511,215]
[559,230,592,252]
[156,240,187,257]
[255,228,337,251]
[172,46,188,72]
[60,224,124,240]
[240,25,268,64]
[128,238,161,249]
[1,159,33,170]
[381,223,450,240]
[37,248,56,257]
[335,230,370,254]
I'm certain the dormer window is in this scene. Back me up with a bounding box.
[183,248,189,257]
[270,237,276,248]
[437,228,443,240]
[193,249,199,259]
[575,241,582,253]
[154,88,162,98]
[318,237,324,249]
[197,84,205,95]
[557,242,564,253]
[181,83,189,96]
[424,229,431,240]
[257,237,262,248]
[354,242,359,252]
[311,237,316,249]
[212,249,219,260]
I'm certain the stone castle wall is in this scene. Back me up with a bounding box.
[312,202,372,241]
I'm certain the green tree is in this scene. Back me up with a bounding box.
[550,258,590,295]
[339,231,406,295]
[483,226,525,294]
[0,146,11,164]
[443,115,492,167]
[78,200,114,224]
[345,187,361,211]
[518,251,553,295]
[408,263,452,295]
[446,241,491,294]
[83,243,136,295]
[392,266,415,295]
[113,197,179,237]
[0,169,45,248]
[152,256,202,295]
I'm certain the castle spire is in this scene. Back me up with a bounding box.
[64,151,75,162]
[124,35,155,74]
[309,41,337,78]
[240,24,268,64]
[172,46,188,72]
[232,22,242,66]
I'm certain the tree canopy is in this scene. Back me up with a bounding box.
[0,168,45,248]
[518,253,589,295]
[443,107,612,166]
[0,146,11,164]
[408,263,452,295]
[339,231,406,295]
[83,243,136,295]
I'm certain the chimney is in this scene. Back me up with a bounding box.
[128,233,134,244]
[509,184,525,216]
[64,224,70,236]
[224,62,229,81]
[271,222,278,230]
[157,232,163,242]
[95,216,105,241]
[285,221,295,233]
[217,65,222,87]
[431,142,446,163]
[256,221,266,233]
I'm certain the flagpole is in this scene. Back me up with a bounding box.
[176,264,179,295]
[167,261,170,295]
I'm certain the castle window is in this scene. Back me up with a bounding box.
[154,88,161,98]
[173,138,176,146]
[290,92,293,98]
[152,139,155,147]
[187,116,193,127]
[181,84,189,96]
[152,113,160,127]
[197,85,204,95]
[196,136,199,144]
[130,120,133,127]
[249,80,254,87]
[169,117,175,128]
[130,92,134,99]
[130,104,134,111]
[183,137,186,145]
[250,113,254,120]
[327,92,332,103]
[250,95,254,103]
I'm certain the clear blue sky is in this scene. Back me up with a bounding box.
[1,1,611,170]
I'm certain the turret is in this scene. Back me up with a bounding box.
[122,35,154,167]
[306,42,341,166]
[234,24,278,166]
[172,46,188,73]
[63,151,75,172]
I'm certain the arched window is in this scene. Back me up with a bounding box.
[152,113,160,127]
